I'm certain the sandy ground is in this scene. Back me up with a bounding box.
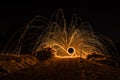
[0,56,120,80]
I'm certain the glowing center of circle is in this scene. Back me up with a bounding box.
[67,47,75,55]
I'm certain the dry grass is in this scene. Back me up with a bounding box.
[0,57,120,80]
[0,54,39,76]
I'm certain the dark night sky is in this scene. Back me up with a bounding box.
[0,2,120,51]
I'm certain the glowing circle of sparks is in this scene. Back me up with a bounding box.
[67,47,75,55]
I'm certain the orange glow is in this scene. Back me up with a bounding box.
[55,55,80,58]
[67,47,76,55]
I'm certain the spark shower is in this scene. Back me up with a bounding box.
[2,9,118,59]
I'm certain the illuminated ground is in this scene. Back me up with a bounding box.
[0,56,120,80]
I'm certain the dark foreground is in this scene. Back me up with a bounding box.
[0,57,120,80]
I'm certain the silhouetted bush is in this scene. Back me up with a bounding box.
[35,47,55,61]
[86,53,120,68]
